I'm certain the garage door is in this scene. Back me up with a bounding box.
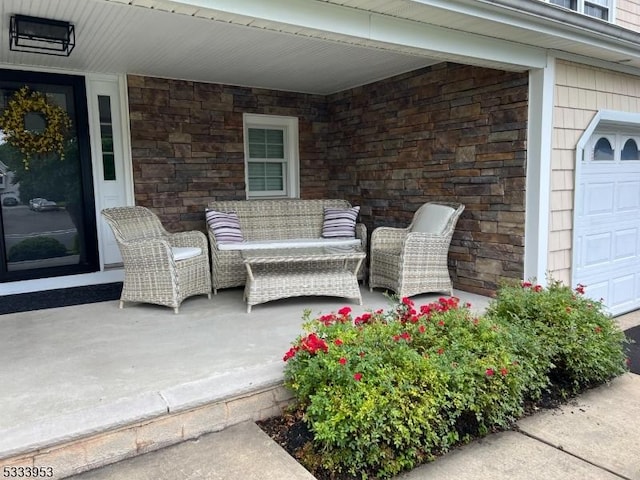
[574,134,640,316]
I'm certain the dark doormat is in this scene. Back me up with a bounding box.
[625,325,640,375]
[0,282,123,315]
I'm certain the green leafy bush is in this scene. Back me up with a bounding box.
[485,279,629,397]
[284,298,530,478]
[282,281,629,479]
[8,236,67,262]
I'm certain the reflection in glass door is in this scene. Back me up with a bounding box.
[0,70,97,282]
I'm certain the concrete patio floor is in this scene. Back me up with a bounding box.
[0,286,491,462]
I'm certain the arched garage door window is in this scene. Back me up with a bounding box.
[621,139,640,161]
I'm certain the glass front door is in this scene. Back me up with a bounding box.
[0,70,97,282]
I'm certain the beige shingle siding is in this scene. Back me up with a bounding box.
[616,0,640,31]
[550,60,640,283]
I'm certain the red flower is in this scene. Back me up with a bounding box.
[338,306,352,317]
[420,304,432,316]
[300,333,328,355]
[334,338,344,346]
[283,346,299,362]
[355,312,372,325]
[359,351,366,358]
[533,285,543,292]
[595,326,602,334]
[339,357,347,365]
[354,372,363,381]
[486,368,495,377]
[500,367,509,376]
[521,281,532,288]
[418,325,426,334]
[438,320,445,327]
[575,283,586,295]
[393,332,412,342]
[437,348,444,355]
[401,297,414,307]
[319,314,337,326]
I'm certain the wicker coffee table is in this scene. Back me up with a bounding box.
[242,245,366,312]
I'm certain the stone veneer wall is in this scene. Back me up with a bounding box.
[127,76,330,231]
[326,64,528,295]
[128,63,528,295]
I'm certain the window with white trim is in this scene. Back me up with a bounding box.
[547,0,613,21]
[588,131,640,162]
[243,114,299,199]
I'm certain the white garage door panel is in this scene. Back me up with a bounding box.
[575,140,640,316]
[585,281,608,303]
[617,181,640,211]
[584,182,614,215]
[581,232,611,267]
[614,228,638,260]
[611,274,637,305]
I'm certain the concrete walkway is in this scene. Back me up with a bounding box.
[65,311,640,480]
[67,373,640,480]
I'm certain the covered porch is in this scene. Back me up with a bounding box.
[0,286,491,476]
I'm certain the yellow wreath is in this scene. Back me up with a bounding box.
[0,86,72,170]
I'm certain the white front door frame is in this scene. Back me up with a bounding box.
[86,73,135,269]
[1,73,133,295]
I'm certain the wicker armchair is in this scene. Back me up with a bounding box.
[369,202,465,298]
[102,206,212,313]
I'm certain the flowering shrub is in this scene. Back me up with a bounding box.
[283,298,529,478]
[281,281,629,479]
[485,279,629,397]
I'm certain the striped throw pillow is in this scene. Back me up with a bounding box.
[205,209,244,244]
[322,206,360,238]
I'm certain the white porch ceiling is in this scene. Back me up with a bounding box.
[0,0,640,95]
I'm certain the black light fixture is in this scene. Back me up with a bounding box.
[9,14,75,56]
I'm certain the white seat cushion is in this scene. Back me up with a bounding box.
[172,246,202,260]
[218,238,361,251]
[410,204,455,234]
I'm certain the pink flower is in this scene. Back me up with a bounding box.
[486,368,495,377]
[354,372,363,381]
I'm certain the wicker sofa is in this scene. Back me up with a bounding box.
[206,199,367,293]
